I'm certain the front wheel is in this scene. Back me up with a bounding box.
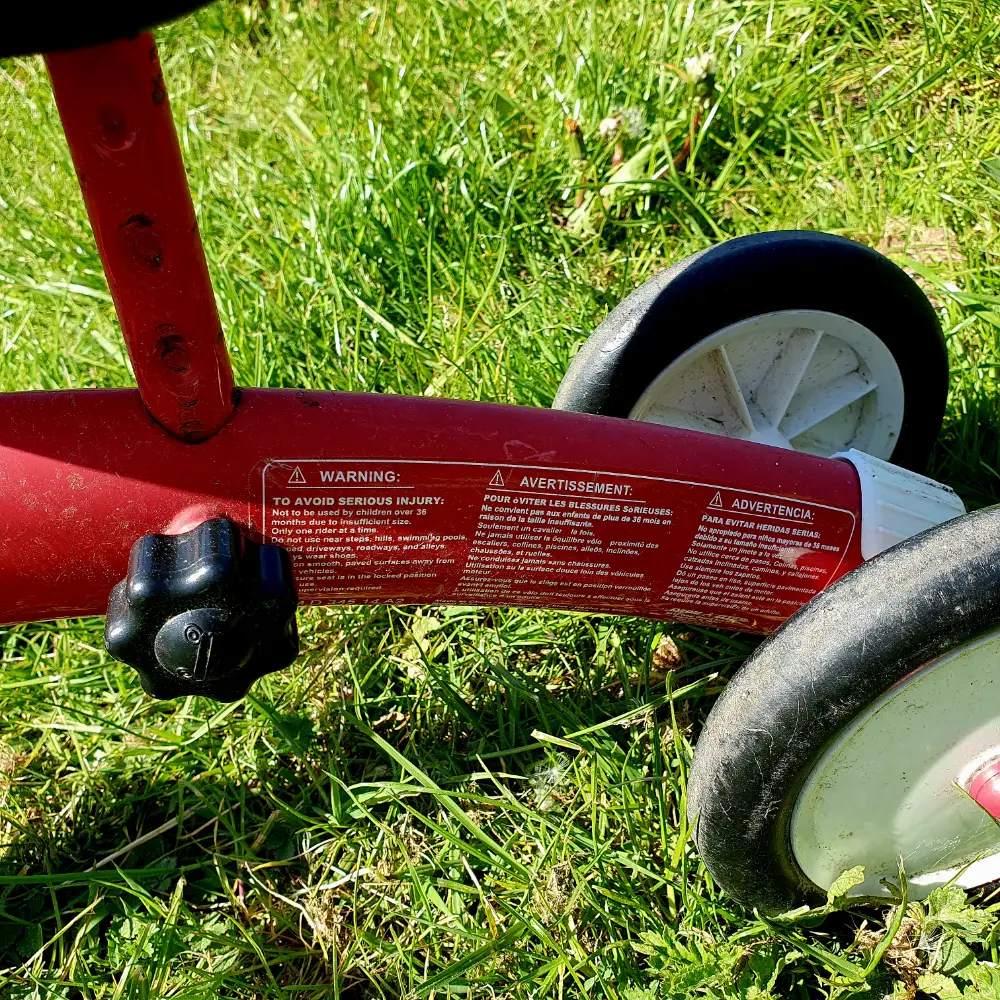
[687,506,1000,913]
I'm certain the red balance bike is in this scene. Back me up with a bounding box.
[6,3,999,915]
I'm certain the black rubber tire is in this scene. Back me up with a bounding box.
[687,505,1000,915]
[0,2,213,58]
[553,231,948,472]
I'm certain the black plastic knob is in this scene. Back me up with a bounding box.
[105,518,298,701]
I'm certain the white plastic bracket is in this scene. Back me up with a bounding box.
[833,449,966,559]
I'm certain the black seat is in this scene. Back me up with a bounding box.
[1,1,212,58]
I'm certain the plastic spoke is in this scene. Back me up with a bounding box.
[753,329,823,428]
[780,371,877,440]
[639,349,753,438]
[716,346,756,435]
[742,408,794,451]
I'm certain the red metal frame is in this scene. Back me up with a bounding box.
[45,35,234,442]
[0,389,864,630]
[0,32,867,634]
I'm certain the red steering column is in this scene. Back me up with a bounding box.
[46,34,235,442]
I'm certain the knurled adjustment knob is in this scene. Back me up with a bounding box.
[105,518,298,701]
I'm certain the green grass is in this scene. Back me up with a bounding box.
[2,0,1000,995]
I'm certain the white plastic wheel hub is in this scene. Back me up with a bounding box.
[628,310,905,460]
[791,629,1000,900]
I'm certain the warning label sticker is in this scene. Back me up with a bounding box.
[262,460,857,631]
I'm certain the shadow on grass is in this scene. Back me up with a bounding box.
[0,738,380,994]
[0,613,754,994]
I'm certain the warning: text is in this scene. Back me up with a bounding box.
[320,469,399,483]
[520,476,632,497]
[730,498,814,521]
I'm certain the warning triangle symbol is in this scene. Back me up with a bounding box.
[288,466,307,485]
[489,470,505,487]
[709,491,723,509]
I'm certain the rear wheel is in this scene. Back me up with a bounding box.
[554,231,948,471]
